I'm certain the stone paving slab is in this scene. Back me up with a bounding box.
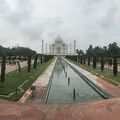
[0,100,45,120]
[0,60,34,74]
[1,97,120,120]
[29,97,120,120]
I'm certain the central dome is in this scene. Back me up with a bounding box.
[55,35,63,43]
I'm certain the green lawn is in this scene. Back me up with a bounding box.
[0,59,53,101]
[69,60,120,86]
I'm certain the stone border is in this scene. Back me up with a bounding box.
[66,59,120,86]
[64,59,100,84]
[64,59,120,97]
[19,58,57,103]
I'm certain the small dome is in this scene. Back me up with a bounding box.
[55,35,63,43]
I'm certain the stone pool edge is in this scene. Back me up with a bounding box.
[64,58,120,98]
[19,58,57,103]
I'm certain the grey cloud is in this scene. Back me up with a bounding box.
[0,0,10,14]
[100,5,119,29]
[19,23,44,40]
[4,0,33,25]
[18,17,63,41]
[0,0,120,52]
[86,0,104,4]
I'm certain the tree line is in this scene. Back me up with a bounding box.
[0,45,36,57]
[77,42,120,58]
[1,54,54,86]
[0,44,54,86]
[66,42,120,77]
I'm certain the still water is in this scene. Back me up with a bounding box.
[46,59,103,104]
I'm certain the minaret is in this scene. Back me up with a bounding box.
[66,45,68,55]
[70,43,72,54]
[49,45,52,55]
[74,40,76,54]
[45,43,47,54]
[42,40,44,54]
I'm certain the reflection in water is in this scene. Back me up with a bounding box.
[54,60,63,77]
[47,58,103,104]
[65,71,67,78]
[68,77,70,86]
[73,88,76,102]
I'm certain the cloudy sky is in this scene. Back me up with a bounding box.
[0,0,120,53]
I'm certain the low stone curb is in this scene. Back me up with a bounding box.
[19,58,57,103]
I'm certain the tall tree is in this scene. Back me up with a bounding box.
[102,46,108,57]
[80,55,83,64]
[28,55,31,72]
[108,42,120,57]
[41,56,43,64]
[88,56,90,66]
[108,59,112,68]
[93,56,96,69]
[101,57,104,71]
[86,45,93,57]
[94,46,103,58]
[1,56,6,85]
[33,54,38,69]
[83,57,86,64]
[17,61,21,80]
[113,57,117,76]
[76,49,84,56]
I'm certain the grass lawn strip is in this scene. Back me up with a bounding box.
[0,80,29,98]
[0,59,53,101]
[69,60,120,86]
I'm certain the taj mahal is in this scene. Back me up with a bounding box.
[42,35,76,55]
[51,35,68,55]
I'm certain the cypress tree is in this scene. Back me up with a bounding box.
[17,61,21,73]
[93,56,96,69]
[83,57,86,64]
[43,56,45,63]
[109,59,112,68]
[28,55,31,72]
[80,56,83,64]
[33,54,38,69]
[113,57,117,76]
[88,56,90,66]
[41,56,43,64]
[17,61,21,80]
[74,56,77,62]
[1,56,6,85]
[101,57,104,71]
[78,56,80,63]
[44,56,46,63]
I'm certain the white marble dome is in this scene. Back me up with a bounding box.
[55,35,63,43]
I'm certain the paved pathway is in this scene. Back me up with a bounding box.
[0,97,120,120]
[36,97,120,120]
[0,60,34,74]
[0,100,45,120]
[0,58,120,120]
[97,63,120,72]
[21,58,57,103]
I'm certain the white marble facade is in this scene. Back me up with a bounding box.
[51,35,68,55]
